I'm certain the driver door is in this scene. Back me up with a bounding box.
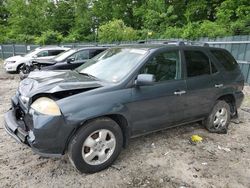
[129,49,188,136]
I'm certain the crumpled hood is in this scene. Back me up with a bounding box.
[19,70,102,97]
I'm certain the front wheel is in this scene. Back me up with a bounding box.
[16,64,24,73]
[68,117,123,173]
[204,100,231,134]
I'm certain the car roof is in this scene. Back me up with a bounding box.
[35,46,70,50]
[117,44,172,50]
[75,46,109,51]
[111,43,225,51]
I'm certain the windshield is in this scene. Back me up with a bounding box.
[76,48,148,83]
[24,49,38,57]
[53,49,77,61]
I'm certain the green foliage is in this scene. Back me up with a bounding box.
[216,0,250,34]
[48,1,75,36]
[181,22,201,39]
[6,0,51,36]
[35,30,63,45]
[98,19,138,42]
[0,0,249,43]
[162,27,183,39]
[199,21,229,38]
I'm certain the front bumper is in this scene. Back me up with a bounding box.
[4,109,28,144]
[4,97,74,157]
[4,63,17,72]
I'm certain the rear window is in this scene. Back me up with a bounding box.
[184,50,211,77]
[89,49,106,58]
[211,50,238,71]
[48,50,65,56]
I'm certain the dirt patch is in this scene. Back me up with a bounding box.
[0,61,249,188]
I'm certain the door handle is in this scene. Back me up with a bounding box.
[174,90,186,95]
[215,84,223,88]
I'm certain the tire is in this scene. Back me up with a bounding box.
[20,64,30,74]
[204,100,231,134]
[68,117,123,173]
[16,64,24,73]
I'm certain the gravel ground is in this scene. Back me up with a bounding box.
[0,61,249,188]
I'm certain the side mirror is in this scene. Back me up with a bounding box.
[135,74,155,86]
[67,57,75,63]
[32,55,38,58]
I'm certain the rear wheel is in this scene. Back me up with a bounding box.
[68,117,123,173]
[204,100,231,134]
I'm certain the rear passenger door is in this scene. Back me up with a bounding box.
[183,49,222,120]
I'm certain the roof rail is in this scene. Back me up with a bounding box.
[137,40,186,45]
[129,40,210,47]
[186,41,209,47]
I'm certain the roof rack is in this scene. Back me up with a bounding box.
[136,40,209,47]
[185,41,209,47]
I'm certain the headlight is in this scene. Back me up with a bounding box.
[30,97,61,116]
[7,61,16,64]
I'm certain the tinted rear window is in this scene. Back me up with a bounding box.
[89,49,106,58]
[184,50,211,77]
[49,50,65,56]
[211,50,238,71]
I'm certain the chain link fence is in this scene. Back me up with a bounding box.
[0,35,249,83]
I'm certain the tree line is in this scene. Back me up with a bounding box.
[0,0,249,44]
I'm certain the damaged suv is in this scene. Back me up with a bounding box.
[4,44,244,173]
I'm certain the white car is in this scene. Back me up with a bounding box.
[4,46,70,72]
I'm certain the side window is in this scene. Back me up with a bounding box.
[211,50,238,71]
[37,50,48,57]
[184,50,211,77]
[89,49,105,58]
[140,50,181,82]
[211,61,218,74]
[74,50,89,61]
[48,50,64,56]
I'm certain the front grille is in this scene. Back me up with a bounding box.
[14,107,28,131]
[12,95,33,131]
[23,114,34,130]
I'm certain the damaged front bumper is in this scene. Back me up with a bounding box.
[4,109,29,144]
[4,96,74,157]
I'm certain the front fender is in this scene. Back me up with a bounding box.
[57,88,132,129]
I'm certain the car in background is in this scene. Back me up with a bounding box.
[3,46,69,73]
[19,47,108,79]
[4,44,244,173]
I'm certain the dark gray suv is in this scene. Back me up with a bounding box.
[4,44,244,173]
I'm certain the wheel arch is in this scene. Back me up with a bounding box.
[217,94,236,116]
[64,114,130,154]
[16,63,25,72]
